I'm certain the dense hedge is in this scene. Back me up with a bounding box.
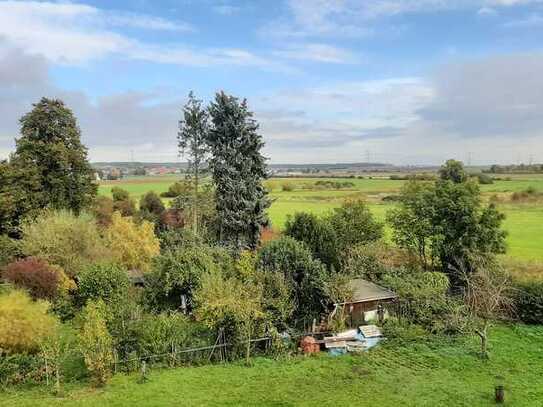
[515,281,543,324]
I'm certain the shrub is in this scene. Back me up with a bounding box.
[111,186,129,201]
[477,174,494,185]
[379,268,451,329]
[139,191,165,223]
[2,257,71,300]
[258,237,328,326]
[327,199,383,251]
[159,208,186,230]
[144,245,220,311]
[341,243,415,282]
[20,210,112,277]
[0,289,59,354]
[111,187,136,217]
[158,227,202,252]
[259,227,281,244]
[136,313,210,363]
[281,182,295,192]
[137,313,200,357]
[91,196,114,227]
[511,187,542,202]
[78,300,114,386]
[382,317,427,341]
[104,293,144,360]
[105,212,160,272]
[314,180,355,189]
[40,324,83,392]
[382,194,401,202]
[77,263,131,306]
[0,353,46,385]
[0,235,21,269]
[195,269,265,362]
[515,281,543,324]
[284,212,339,270]
[160,181,190,198]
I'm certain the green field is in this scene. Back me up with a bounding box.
[3,324,542,407]
[99,175,543,262]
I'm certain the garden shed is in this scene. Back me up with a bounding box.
[332,279,397,326]
[128,269,145,287]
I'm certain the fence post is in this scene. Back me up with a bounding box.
[44,357,49,387]
[139,360,147,383]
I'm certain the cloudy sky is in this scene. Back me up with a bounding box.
[0,0,542,164]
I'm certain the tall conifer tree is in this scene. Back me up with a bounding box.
[207,91,270,249]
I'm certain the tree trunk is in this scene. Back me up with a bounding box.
[476,323,488,358]
[245,322,252,366]
[193,166,199,235]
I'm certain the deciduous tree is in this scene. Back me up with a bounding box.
[78,300,114,386]
[178,92,210,235]
[105,212,160,272]
[20,210,111,277]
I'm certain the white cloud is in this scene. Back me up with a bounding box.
[272,43,360,63]
[263,0,543,39]
[503,13,543,27]
[0,1,285,70]
[104,13,193,32]
[255,77,433,160]
[212,5,242,15]
[256,52,543,164]
[478,6,498,15]
[487,0,542,5]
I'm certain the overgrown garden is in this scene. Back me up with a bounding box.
[0,95,542,400]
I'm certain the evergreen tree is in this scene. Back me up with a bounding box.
[0,159,42,236]
[177,91,210,234]
[207,91,270,249]
[15,98,97,214]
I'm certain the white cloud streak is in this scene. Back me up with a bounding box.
[0,1,289,70]
[271,43,360,63]
[262,0,543,39]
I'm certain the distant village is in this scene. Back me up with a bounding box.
[92,161,443,180]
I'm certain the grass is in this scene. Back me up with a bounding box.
[3,324,543,406]
[500,205,543,261]
[98,175,543,262]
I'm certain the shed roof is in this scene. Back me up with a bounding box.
[127,269,145,285]
[336,279,397,305]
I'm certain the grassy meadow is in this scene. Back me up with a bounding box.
[3,324,542,407]
[98,174,543,263]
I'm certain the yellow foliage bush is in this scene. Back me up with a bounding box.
[0,289,59,354]
[105,212,160,272]
[20,210,112,277]
[78,300,113,386]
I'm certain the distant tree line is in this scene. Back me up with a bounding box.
[485,164,543,174]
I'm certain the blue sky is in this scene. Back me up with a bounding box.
[1,0,543,164]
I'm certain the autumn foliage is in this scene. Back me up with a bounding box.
[260,227,281,244]
[105,212,160,272]
[0,289,59,354]
[2,257,65,300]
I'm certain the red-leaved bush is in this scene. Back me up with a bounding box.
[2,257,62,300]
[160,208,186,229]
[260,227,281,244]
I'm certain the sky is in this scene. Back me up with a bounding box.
[0,0,542,165]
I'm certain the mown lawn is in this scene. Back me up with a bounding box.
[3,324,542,407]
